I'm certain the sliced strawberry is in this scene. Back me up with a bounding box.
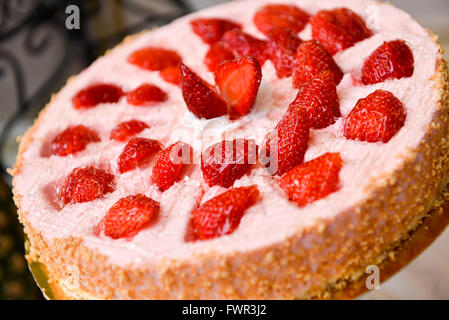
[266,27,302,78]
[61,167,115,204]
[214,56,262,118]
[361,40,414,85]
[204,42,236,73]
[101,194,159,239]
[253,4,310,36]
[190,18,242,45]
[344,90,406,143]
[118,137,163,173]
[310,8,372,55]
[159,65,181,86]
[72,83,123,109]
[110,120,149,142]
[262,107,309,176]
[290,70,340,129]
[152,142,193,191]
[51,125,100,156]
[222,29,268,65]
[201,139,258,188]
[126,83,168,106]
[292,40,343,88]
[280,153,342,207]
[128,47,182,71]
[193,185,259,240]
[180,63,228,119]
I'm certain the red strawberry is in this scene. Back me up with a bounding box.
[280,152,342,207]
[204,42,236,73]
[222,29,268,65]
[159,65,181,86]
[61,167,115,204]
[214,56,262,118]
[361,40,414,85]
[110,120,149,142]
[292,40,343,88]
[152,142,193,191]
[201,139,258,188]
[180,63,228,119]
[72,83,123,109]
[193,185,259,240]
[290,70,340,129]
[262,107,309,176]
[310,8,372,55]
[101,194,159,239]
[126,83,168,106]
[128,47,182,71]
[51,125,100,156]
[118,137,163,173]
[344,90,406,143]
[266,27,302,78]
[190,18,242,45]
[253,4,310,36]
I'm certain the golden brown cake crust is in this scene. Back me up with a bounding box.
[11,30,449,299]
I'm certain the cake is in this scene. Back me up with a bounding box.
[11,0,449,299]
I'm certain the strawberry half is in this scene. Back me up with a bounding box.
[110,120,149,142]
[214,56,262,118]
[160,65,181,86]
[128,47,182,71]
[180,63,228,119]
[152,142,193,191]
[222,29,268,65]
[293,40,343,88]
[190,18,242,45]
[261,107,310,176]
[193,185,259,240]
[310,8,373,55]
[290,70,340,129]
[344,90,406,143]
[280,153,342,207]
[51,125,100,156]
[118,137,163,173]
[204,42,236,73]
[253,4,310,36]
[361,40,414,85]
[72,83,124,109]
[266,27,302,78]
[201,139,258,188]
[101,194,159,239]
[126,83,168,106]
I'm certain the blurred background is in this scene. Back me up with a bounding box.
[0,0,448,300]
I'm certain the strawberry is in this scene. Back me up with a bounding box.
[204,42,236,73]
[126,83,168,106]
[152,142,193,191]
[361,40,414,85]
[159,65,181,86]
[262,107,309,176]
[222,29,268,65]
[214,56,262,118]
[201,139,258,188]
[180,63,228,119]
[110,120,149,142]
[101,194,159,239]
[128,47,182,71]
[310,8,372,55]
[292,40,343,88]
[280,152,342,207]
[190,18,242,45]
[193,185,259,240]
[61,167,115,204]
[290,70,340,129]
[253,4,310,36]
[51,125,100,156]
[72,83,123,109]
[344,89,406,143]
[266,27,302,78]
[118,137,163,173]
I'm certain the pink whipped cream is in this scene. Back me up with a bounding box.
[14,0,441,267]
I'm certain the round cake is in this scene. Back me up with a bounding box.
[11,0,449,299]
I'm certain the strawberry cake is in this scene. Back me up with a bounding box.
[11,0,449,299]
